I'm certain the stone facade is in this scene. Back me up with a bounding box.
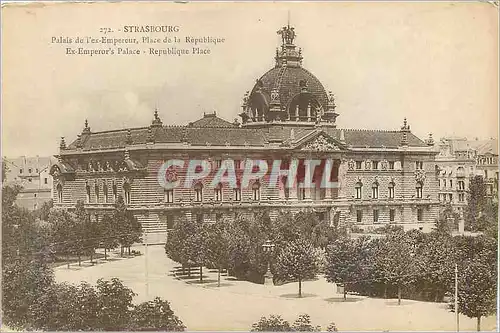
[50,24,440,243]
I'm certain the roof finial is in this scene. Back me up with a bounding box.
[151,107,163,127]
[82,119,91,134]
[59,137,66,150]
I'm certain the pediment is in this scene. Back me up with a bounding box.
[298,132,342,152]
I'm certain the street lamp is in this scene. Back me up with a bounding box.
[262,239,275,286]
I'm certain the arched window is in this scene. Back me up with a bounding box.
[371,182,379,199]
[416,182,423,199]
[194,182,203,202]
[85,183,90,203]
[103,183,109,203]
[56,184,63,203]
[355,181,362,199]
[388,182,395,199]
[287,92,321,122]
[112,182,118,201]
[252,181,261,201]
[214,183,223,201]
[123,182,131,204]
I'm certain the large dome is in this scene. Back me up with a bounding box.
[240,25,338,127]
[250,66,329,113]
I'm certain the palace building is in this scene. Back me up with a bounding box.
[50,25,440,243]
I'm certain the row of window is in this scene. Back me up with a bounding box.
[354,182,423,199]
[438,193,465,202]
[166,182,260,203]
[56,183,132,204]
[356,208,424,223]
[438,179,465,190]
[352,161,423,170]
[19,168,40,174]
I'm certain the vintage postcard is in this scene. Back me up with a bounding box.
[1,1,498,332]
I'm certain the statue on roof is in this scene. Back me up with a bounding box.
[277,25,296,45]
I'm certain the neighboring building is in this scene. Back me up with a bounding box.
[436,137,498,214]
[50,25,440,243]
[3,156,57,210]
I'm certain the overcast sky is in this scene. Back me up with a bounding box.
[2,2,498,157]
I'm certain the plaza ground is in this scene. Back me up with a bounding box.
[54,245,497,332]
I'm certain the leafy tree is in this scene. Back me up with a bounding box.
[326,322,339,332]
[291,314,321,332]
[325,236,371,300]
[205,221,230,286]
[183,223,209,282]
[2,257,55,330]
[131,297,186,331]
[73,200,90,265]
[100,214,119,260]
[275,238,318,297]
[435,203,459,234]
[465,175,488,231]
[414,232,455,302]
[32,199,53,221]
[2,160,8,181]
[165,217,199,275]
[457,259,496,331]
[113,195,142,255]
[376,229,419,305]
[95,277,136,330]
[251,315,291,331]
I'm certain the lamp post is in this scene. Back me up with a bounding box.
[262,239,275,286]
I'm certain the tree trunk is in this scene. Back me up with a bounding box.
[128,247,131,255]
[384,284,387,299]
[218,266,221,287]
[397,285,402,305]
[182,264,185,275]
[90,252,94,265]
[188,264,191,277]
[78,253,81,266]
[199,266,203,283]
[120,246,124,257]
[104,248,107,260]
[477,316,481,331]
[298,278,302,298]
[343,283,348,301]
[67,253,70,269]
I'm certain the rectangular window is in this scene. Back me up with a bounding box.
[167,215,175,230]
[373,210,379,223]
[28,168,32,173]
[34,193,37,198]
[19,169,23,174]
[233,187,241,201]
[355,161,362,170]
[450,180,453,189]
[416,185,423,199]
[44,178,48,184]
[417,208,423,222]
[416,161,424,170]
[389,161,395,170]
[372,186,379,199]
[195,187,203,202]
[459,193,465,202]
[165,189,174,203]
[234,159,241,170]
[36,168,39,173]
[252,187,261,201]
[125,189,131,204]
[389,209,395,222]
[372,161,379,170]
[356,210,363,223]
[215,159,222,168]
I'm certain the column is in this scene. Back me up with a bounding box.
[295,105,299,121]
[307,103,311,121]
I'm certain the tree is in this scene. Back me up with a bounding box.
[435,203,459,235]
[113,195,142,256]
[325,236,371,300]
[275,238,318,297]
[465,175,488,231]
[205,221,230,286]
[100,214,119,260]
[32,199,54,221]
[251,315,291,331]
[165,217,199,275]
[376,230,419,305]
[457,259,496,331]
[291,314,321,332]
[183,223,209,282]
[95,277,136,330]
[131,297,186,331]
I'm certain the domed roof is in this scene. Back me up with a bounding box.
[240,25,337,127]
[250,66,329,112]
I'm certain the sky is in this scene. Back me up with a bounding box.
[2,2,498,157]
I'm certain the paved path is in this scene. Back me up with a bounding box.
[55,245,497,331]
